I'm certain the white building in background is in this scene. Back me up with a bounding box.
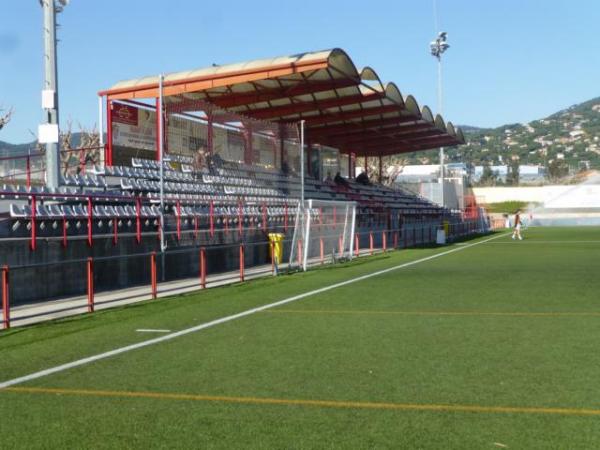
[471,165,546,183]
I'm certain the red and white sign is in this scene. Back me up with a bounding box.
[112,103,139,126]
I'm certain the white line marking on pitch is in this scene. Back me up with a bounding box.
[136,329,171,333]
[0,233,507,389]
[486,240,600,244]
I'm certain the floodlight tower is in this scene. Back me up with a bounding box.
[430,30,449,207]
[39,0,69,189]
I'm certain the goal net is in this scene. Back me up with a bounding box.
[289,199,357,271]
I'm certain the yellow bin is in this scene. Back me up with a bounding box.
[443,220,449,235]
[268,233,285,265]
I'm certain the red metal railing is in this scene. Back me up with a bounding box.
[0,220,486,329]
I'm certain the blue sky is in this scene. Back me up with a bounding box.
[1,0,599,143]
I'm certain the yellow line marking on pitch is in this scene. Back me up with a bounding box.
[4,386,600,417]
[264,309,600,318]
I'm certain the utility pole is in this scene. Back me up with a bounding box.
[40,0,69,189]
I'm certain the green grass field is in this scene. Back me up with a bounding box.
[2,227,600,449]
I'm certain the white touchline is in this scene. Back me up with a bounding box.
[0,232,507,389]
[136,329,172,333]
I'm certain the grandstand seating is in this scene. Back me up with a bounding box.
[1,155,447,241]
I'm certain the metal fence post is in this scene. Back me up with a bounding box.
[87,257,94,313]
[30,194,37,251]
[2,265,9,329]
[200,247,206,288]
[151,252,157,299]
[239,244,245,282]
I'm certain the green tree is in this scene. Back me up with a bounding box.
[479,161,499,186]
[547,159,569,182]
[506,159,520,186]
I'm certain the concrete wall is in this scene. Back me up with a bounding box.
[473,185,600,206]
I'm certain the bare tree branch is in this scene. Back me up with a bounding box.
[0,106,14,131]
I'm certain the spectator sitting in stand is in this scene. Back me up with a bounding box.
[356,170,370,185]
[324,171,333,182]
[333,171,349,187]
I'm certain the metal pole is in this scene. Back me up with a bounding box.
[42,0,60,189]
[158,74,166,253]
[300,120,305,207]
[98,96,104,166]
[437,57,445,208]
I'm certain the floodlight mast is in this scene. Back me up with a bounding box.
[41,0,67,189]
[430,30,449,208]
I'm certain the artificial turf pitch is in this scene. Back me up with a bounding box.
[1,226,600,449]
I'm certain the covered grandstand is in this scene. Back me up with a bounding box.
[0,49,477,326]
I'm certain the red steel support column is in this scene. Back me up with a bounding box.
[297,240,303,267]
[62,217,68,248]
[87,196,93,247]
[238,200,243,236]
[369,232,374,255]
[200,247,206,288]
[382,231,387,252]
[338,235,343,254]
[2,265,9,330]
[209,200,215,238]
[113,217,118,245]
[26,156,31,189]
[176,200,181,241]
[87,257,94,313]
[29,195,37,251]
[151,252,157,299]
[239,245,245,282]
[106,98,113,166]
[135,197,142,244]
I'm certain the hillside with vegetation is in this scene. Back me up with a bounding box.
[405,96,600,174]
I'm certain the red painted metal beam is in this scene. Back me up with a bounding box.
[326,129,446,148]
[209,79,359,109]
[244,92,385,120]
[307,117,422,138]
[309,119,433,139]
[289,105,404,127]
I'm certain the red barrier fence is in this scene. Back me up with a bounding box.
[0,221,486,329]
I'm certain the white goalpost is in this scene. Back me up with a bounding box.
[289,199,357,271]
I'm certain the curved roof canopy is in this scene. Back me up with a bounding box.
[99,49,465,157]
